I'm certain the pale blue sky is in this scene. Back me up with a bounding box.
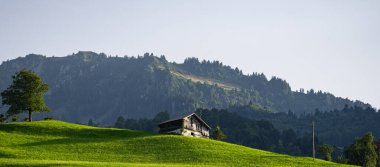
[0,0,379,108]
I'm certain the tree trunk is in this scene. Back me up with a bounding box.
[28,110,32,122]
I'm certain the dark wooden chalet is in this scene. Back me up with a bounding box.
[158,113,211,138]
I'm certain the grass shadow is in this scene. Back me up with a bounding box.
[4,164,84,167]
[0,121,154,139]
[0,152,16,159]
[20,132,151,147]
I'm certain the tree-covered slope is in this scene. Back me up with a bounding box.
[0,52,370,124]
[0,120,351,166]
[229,105,380,147]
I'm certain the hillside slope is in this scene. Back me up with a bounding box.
[0,120,351,166]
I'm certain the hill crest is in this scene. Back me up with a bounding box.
[0,120,350,166]
[0,52,370,124]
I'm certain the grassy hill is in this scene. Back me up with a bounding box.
[0,120,351,166]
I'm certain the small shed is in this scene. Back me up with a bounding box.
[158,113,211,138]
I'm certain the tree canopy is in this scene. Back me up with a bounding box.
[317,144,334,161]
[344,132,378,167]
[1,69,50,122]
[212,125,227,141]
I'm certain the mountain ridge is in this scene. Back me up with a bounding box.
[0,51,370,124]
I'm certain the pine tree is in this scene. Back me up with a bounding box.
[212,125,227,141]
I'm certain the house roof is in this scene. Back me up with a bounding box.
[158,113,211,129]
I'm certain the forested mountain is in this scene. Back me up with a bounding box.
[0,51,370,124]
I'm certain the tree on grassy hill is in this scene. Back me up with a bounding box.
[212,125,227,141]
[345,132,378,167]
[317,144,334,161]
[1,70,50,122]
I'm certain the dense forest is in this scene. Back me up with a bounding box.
[229,104,380,147]
[0,51,369,124]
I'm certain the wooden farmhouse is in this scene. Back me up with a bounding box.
[158,113,211,138]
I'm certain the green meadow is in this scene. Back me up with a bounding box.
[0,120,353,166]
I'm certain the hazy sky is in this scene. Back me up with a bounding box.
[1,0,379,108]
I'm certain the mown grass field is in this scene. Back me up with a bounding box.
[171,71,240,91]
[0,120,352,166]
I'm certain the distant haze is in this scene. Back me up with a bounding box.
[1,0,379,108]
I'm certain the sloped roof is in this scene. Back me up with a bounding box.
[158,113,211,129]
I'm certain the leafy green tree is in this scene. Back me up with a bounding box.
[1,70,50,122]
[114,116,125,128]
[212,125,227,141]
[317,144,334,161]
[345,132,378,167]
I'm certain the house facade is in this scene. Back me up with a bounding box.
[158,113,211,138]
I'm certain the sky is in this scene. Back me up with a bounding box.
[0,0,379,108]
